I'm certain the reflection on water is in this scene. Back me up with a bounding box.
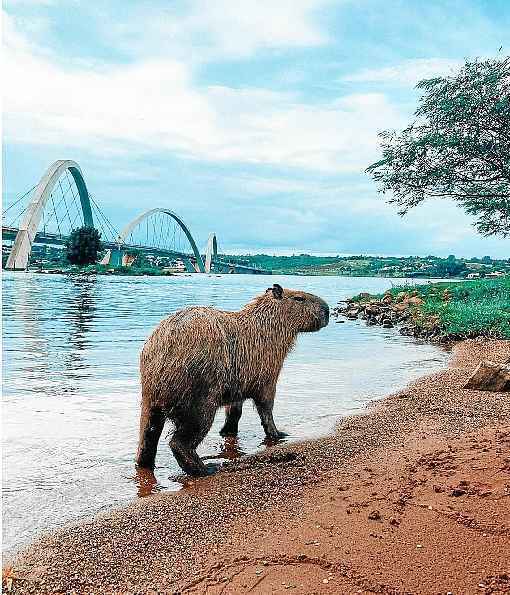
[2,272,449,554]
[203,436,247,462]
[134,467,161,498]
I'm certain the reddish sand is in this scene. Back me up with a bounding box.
[181,424,510,594]
[4,339,510,594]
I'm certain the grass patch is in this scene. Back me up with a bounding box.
[355,277,510,339]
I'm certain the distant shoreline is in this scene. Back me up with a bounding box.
[4,251,508,279]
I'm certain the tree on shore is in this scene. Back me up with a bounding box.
[367,56,510,236]
[65,226,102,265]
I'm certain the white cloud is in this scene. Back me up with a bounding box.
[3,13,217,152]
[225,176,330,197]
[5,0,55,5]
[221,175,385,210]
[184,0,328,58]
[205,87,403,171]
[105,0,330,62]
[343,58,463,86]
[3,11,404,173]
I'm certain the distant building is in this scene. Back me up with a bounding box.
[122,253,137,267]
[163,259,187,273]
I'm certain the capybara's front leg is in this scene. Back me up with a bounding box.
[220,401,243,436]
[136,405,165,470]
[254,388,287,441]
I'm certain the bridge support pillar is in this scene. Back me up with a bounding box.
[109,249,123,267]
[5,230,31,270]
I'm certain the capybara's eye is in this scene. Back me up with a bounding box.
[292,296,305,302]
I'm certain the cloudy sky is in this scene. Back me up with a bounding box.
[3,0,509,257]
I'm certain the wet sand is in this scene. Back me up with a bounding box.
[4,339,510,594]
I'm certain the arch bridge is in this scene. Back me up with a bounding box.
[2,160,267,275]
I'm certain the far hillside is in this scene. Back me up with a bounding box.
[225,254,510,278]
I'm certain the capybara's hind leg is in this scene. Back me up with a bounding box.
[220,401,243,437]
[136,405,165,469]
[170,406,215,477]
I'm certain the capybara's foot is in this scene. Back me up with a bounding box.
[221,402,243,437]
[264,430,289,443]
[171,443,212,477]
[135,455,155,471]
[136,406,165,470]
[219,423,239,437]
[184,461,218,477]
[180,462,221,480]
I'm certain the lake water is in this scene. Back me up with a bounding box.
[2,272,449,555]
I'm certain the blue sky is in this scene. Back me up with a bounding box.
[3,0,509,257]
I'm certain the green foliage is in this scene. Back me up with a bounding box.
[65,226,102,266]
[226,254,340,274]
[224,253,509,278]
[367,57,510,236]
[382,278,510,339]
[432,259,467,278]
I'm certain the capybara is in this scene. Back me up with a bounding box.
[136,283,329,476]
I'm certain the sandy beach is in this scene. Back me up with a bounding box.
[4,339,510,594]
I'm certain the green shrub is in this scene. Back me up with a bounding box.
[65,227,102,266]
[416,279,510,338]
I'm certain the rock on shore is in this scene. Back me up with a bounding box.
[332,290,444,340]
[464,359,510,391]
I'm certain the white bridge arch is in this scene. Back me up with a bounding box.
[3,159,266,274]
[117,208,207,272]
[6,160,93,270]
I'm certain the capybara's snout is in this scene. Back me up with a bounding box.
[310,298,329,331]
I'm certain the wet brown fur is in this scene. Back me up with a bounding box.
[136,284,329,476]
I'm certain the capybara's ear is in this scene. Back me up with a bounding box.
[272,284,284,299]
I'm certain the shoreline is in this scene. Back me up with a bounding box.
[4,339,510,594]
[5,267,466,280]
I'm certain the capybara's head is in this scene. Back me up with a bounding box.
[264,283,329,333]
